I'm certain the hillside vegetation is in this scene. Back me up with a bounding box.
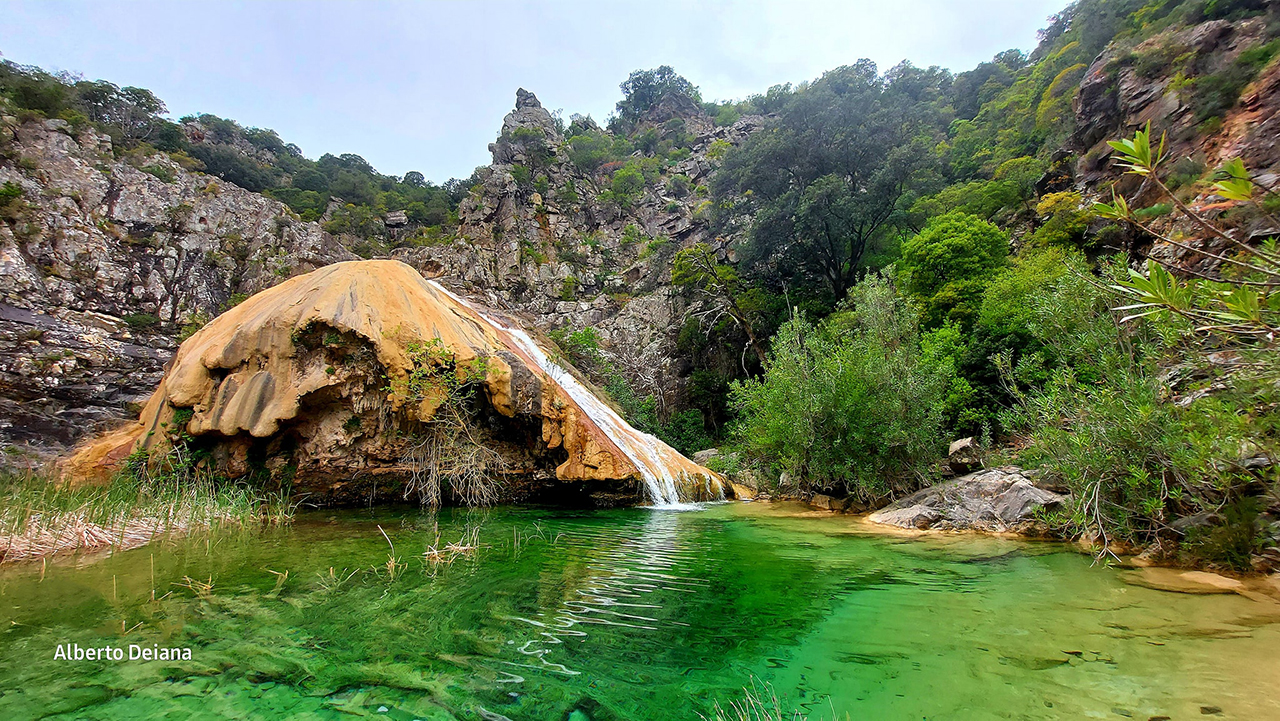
[2,0,1278,568]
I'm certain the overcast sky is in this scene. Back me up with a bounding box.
[4,0,1069,182]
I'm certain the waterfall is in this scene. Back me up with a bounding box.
[426,281,718,508]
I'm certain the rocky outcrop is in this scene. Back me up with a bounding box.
[1067,16,1280,268]
[867,467,1066,534]
[0,115,353,462]
[393,90,764,413]
[65,260,722,506]
[0,90,765,469]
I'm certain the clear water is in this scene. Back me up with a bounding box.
[0,502,1277,720]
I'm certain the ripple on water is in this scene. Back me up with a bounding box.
[0,504,1276,720]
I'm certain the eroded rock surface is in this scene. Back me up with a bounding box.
[66,260,722,506]
[868,467,1066,534]
[0,117,353,463]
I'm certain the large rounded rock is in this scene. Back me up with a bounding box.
[65,260,721,506]
[868,467,1066,534]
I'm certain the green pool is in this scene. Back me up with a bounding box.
[1,502,1276,720]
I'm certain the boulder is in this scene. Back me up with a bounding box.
[947,437,982,475]
[810,494,851,512]
[868,467,1066,533]
[870,504,941,529]
[692,448,721,465]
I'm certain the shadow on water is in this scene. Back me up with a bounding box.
[0,503,1277,720]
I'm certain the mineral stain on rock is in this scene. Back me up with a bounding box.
[65,260,721,506]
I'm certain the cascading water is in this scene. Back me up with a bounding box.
[427,280,721,508]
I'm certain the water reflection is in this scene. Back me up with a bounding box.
[500,510,713,679]
[0,504,1276,721]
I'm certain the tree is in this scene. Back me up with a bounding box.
[899,212,1009,328]
[716,61,945,301]
[402,171,426,187]
[730,275,953,497]
[672,243,768,365]
[613,66,700,127]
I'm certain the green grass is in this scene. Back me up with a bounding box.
[0,448,293,562]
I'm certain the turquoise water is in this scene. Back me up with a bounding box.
[0,502,1277,720]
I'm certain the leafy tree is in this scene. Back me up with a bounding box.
[716,61,948,301]
[672,243,768,364]
[613,66,700,128]
[187,144,277,192]
[900,212,1009,328]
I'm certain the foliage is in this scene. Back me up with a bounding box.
[900,212,1009,329]
[1096,126,1280,338]
[612,66,701,130]
[730,275,953,498]
[1000,262,1274,561]
[1031,191,1095,247]
[0,441,291,562]
[1179,38,1279,122]
[715,61,949,301]
[549,326,602,369]
[123,313,162,331]
[674,243,770,364]
[389,339,503,508]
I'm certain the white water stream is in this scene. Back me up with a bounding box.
[426,280,719,508]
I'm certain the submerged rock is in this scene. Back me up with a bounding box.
[65,260,721,506]
[868,467,1066,534]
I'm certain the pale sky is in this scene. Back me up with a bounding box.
[4,0,1070,182]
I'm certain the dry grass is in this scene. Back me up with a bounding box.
[0,450,293,563]
[401,408,508,508]
[704,680,840,721]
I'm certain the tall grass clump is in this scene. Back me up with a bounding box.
[702,680,826,721]
[0,444,292,562]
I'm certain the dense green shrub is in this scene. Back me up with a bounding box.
[730,276,953,498]
[1000,258,1276,561]
[900,212,1009,329]
[612,66,701,129]
[1030,191,1096,247]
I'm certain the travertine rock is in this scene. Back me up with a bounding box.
[65,260,721,505]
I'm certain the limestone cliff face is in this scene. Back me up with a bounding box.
[66,260,722,506]
[0,116,354,461]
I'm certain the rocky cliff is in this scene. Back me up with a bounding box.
[1065,16,1280,267]
[392,90,762,413]
[0,89,759,468]
[0,116,354,464]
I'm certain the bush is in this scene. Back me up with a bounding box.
[123,313,161,331]
[661,409,713,457]
[667,174,692,198]
[730,275,953,498]
[900,212,1009,329]
[1000,258,1275,560]
[1031,191,1095,247]
[140,164,176,183]
[1182,39,1279,121]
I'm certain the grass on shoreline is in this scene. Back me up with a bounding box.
[0,448,293,563]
